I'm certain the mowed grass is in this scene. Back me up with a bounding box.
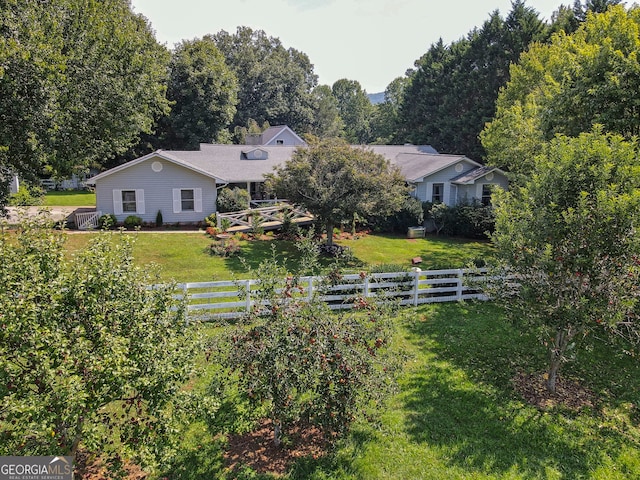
[43,189,96,206]
[166,302,640,479]
[62,231,495,282]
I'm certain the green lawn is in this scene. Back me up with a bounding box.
[165,302,640,479]
[43,190,96,206]
[63,231,495,282]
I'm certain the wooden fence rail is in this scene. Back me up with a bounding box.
[164,268,490,321]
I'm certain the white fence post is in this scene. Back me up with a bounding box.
[413,269,420,306]
[307,276,314,302]
[457,269,464,301]
[245,280,251,311]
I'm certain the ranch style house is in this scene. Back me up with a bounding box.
[86,126,508,225]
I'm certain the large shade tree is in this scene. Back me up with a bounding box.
[212,27,318,136]
[265,139,408,245]
[489,129,640,393]
[481,5,640,177]
[331,79,374,144]
[0,0,170,209]
[160,36,238,150]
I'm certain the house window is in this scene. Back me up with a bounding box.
[181,189,195,211]
[432,183,444,203]
[276,139,284,145]
[172,188,202,213]
[122,190,137,212]
[481,184,493,206]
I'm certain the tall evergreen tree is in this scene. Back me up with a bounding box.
[397,1,546,159]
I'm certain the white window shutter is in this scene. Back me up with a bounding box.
[172,189,181,213]
[113,189,123,215]
[194,188,203,213]
[135,189,145,214]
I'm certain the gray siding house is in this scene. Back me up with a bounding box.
[87,126,508,224]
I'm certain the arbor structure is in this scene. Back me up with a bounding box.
[482,5,640,176]
[265,139,408,245]
[0,220,200,469]
[489,129,640,393]
[0,0,170,208]
[161,37,238,149]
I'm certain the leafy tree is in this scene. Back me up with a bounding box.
[309,85,345,139]
[212,27,318,135]
[488,129,640,393]
[370,76,408,144]
[0,0,170,209]
[332,79,374,144]
[482,5,640,177]
[398,1,547,159]
[160,37,238,150]
[265,139,408,245]
[219,250,398,446]
[0,218,201,470]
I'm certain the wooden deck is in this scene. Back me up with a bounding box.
[217,203,314,233]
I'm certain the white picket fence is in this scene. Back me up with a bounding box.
[168,268,489,321]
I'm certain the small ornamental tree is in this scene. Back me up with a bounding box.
[265,138,408,246]
[219,251,399,446]
[488,129,640,393]
[0,216,201,471]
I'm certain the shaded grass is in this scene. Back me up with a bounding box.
[166,302,640,479]
[43,190,96,206]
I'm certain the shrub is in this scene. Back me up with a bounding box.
[98,213,118,229]
[204,213,217,227]
[217,187,250,213]
[8,185,44,206]
[369,195,424,233]
[216,251,400,446]
[425,200,495,239]
[123,215,142,229]
[155,210,163,227]
[209,234,241,257]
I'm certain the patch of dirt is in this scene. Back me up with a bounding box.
[224,419,328,476]
[513,371,596,410]
[74,450,148,480]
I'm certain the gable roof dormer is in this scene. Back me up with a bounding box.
[241,148,269,160]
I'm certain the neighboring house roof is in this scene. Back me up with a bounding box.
[261,125,306,146]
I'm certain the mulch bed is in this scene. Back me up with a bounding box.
[224,419,328,476]
[512,371,596,410]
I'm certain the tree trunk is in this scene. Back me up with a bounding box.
[326,220,334,246]
[273,420,282,447]
[547,326,574,393]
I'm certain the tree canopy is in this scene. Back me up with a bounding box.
[212,27,318,136]
[332,79,374,144]
[0,0,170,208]
[397,1,547,159]
[265,139,408,244]
[481,4,640,176]
[160,36,238,149]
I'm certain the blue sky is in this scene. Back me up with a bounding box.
[131,0,590,93]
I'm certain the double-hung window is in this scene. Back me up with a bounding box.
[113,189,144,214]
[432,183,444,203]
[181,189,195,211]
[173,188,202,213]
[122,190,137,212]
